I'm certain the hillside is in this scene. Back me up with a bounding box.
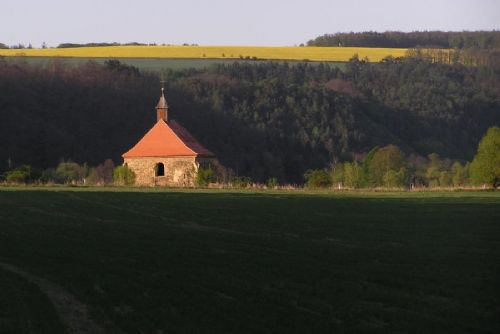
[0,57,498,182]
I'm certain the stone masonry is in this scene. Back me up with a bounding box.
[124,156,219,187]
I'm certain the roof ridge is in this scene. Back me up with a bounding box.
[158,119,197,156]
[122,119,213,158]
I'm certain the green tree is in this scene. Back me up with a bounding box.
[113,165,136,185]
[367,145,406,187]
[438,171,452,187]
[425,153,443,187]
[331,162,345,187]
[383,167,408,188]
[451,162,468,186]
[344,162,364,188]
[304,169,332,188]
[469,127,500,188]
[362,146,379,186]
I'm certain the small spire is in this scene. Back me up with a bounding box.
[156,83,169,122]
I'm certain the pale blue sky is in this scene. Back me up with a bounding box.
[2,0,499,47]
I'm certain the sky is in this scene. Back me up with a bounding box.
[2,0,500,47]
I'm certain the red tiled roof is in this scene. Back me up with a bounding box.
[122,119,214,158]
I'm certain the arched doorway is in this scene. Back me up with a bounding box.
[155,162,165,176]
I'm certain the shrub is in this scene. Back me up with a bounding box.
[196,167,215,187]
[304,169,332,188]
[5,170,29,183]
[87,159,114,185]
[4,165,32,184]
[113,165,136,185]
[267,177,278,189]
[232,176,251,188]
[40,168,58,183]
[55,161,86,184]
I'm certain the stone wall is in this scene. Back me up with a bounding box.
[124,156,220,187]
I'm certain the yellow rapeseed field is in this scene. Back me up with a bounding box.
[0,45,408,62]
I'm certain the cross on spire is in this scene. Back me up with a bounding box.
[156,80,169,123]
[160,79,166,93]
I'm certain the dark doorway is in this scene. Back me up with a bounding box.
[155,163,165,176]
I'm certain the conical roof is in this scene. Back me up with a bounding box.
[156,88,168,109]
[122,119,214,158]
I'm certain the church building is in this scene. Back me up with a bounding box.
[122,88,220,186]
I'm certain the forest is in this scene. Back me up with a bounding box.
[307,31,500,49]
[0,54,499,184]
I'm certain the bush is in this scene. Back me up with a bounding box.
[267,177,278,189]
[4,165,32,184]
[113,165,136,185]
[232,176,251,188]
[196,167,215,187]
[86,159,114,185]
[40,168,58,183]
[304,169,332,188]
[5,170,29,183]
[55,161,86,184]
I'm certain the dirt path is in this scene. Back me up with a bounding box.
[0,261,108,334]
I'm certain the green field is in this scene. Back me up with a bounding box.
[3,56,346,72]
[0,188,499,333]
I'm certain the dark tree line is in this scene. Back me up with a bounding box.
[56,42,154,48]
[0,42,161,49]
[0,56,499,183]
[307,31,500,49]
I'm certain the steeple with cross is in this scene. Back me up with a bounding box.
[156,80,169,123]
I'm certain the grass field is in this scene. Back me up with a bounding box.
[0,45,408,62]
[0,268,65,334]
[0,188,499,333]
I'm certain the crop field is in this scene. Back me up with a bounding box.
[0,45,408,62]
[0,188,499,333]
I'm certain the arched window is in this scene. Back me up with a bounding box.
[155,163,165,176]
